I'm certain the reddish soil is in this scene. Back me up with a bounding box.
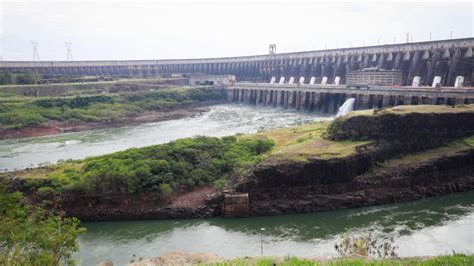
[0,105,211,140]
[170,186,217,208]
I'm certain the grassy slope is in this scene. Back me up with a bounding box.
[244,122,369,162]
[203,254,474,266]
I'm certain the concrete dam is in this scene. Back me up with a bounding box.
[227,83,474,113]
[1,38,474,87]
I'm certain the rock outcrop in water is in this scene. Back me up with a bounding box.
[234,105,474,216]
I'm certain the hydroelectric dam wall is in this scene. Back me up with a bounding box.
[1,38,473,87]
[227,83,474,113]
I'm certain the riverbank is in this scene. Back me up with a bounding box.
[2,104,473,221]
[0,104,213,140]
[0,86,227,140]
[125,252,474,266]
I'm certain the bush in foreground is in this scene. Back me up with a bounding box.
[0,184,85,265]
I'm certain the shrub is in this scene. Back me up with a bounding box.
[335,232,398,259]
[159,183,173,194]
[37,186,56,196]
[0,184,85,265]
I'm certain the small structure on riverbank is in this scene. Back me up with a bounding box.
[222,193,249,218]
[188,74,236,86]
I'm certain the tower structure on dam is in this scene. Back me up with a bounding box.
[1,38,473,87]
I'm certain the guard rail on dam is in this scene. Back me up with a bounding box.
[1,38,473,87]
[227,83,474,113]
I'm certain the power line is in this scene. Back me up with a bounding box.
[31,41,40,61]
[65,42,73,61]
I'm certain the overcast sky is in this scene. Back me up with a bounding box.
[0,0,472,61]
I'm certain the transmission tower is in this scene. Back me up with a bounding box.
[65,42,73,61]
[31,41,40,61]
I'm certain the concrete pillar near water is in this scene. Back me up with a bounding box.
[276,91,282,107]
[454,76,464,88]
[382,95,390,108]
[454,97,464,105]
[432,76,442,88]
[334,76,341,85]
[412,76,421,87]
[314,93,321,111]
[321,76,328,85]
[309,76,316,85]
[309,92,315,110]
[296,92,302,110]
[299,77,305,84]
[288,77,295,84]
[227,89,234,102]
[264,91,271,106]
[361,95,370,109]
[279,77,285,84]
[270,76,276,84]
[288,91,294,108]
[404,96,412,105]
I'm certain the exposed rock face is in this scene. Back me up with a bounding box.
[236,109,474,216]
[242,148,474,216]
[4,178,223,221]
[326,110,474,142]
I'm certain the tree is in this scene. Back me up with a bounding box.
[0,184,86,265]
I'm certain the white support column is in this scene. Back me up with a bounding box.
[270,76,276,84]
[288,76,295,84]
[454,76,464,88]
[334,76,341,85]
[412,76,421,87]
[432,76,442,88]
[309,76,316,85]
[299,77,305,84]
[279,77,285,84]
[321,76,328,85]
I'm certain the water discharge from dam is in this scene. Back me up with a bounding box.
[336,98,356,117]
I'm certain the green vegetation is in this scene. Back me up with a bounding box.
[0,71,42,85]
[0,184,85,265]
[0,87,226,129]
[17,135,274,194]
[204,254,474,266]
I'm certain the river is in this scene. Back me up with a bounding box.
[0,104,329,172]
[0,104,472,265]
[75,191,474,265]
